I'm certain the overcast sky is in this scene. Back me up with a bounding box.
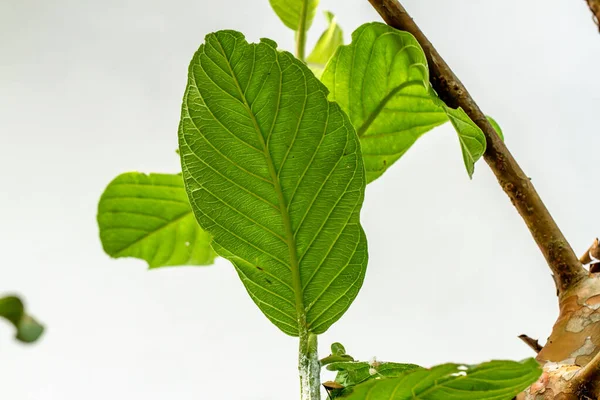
[1,0,599,399]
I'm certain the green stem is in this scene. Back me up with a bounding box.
[299,332,321,400]
[295,0,309,61]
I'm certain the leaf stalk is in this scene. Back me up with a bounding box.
[299,332,321,400]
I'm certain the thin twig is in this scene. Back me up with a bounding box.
[518,334,543,353]
[586,0,600,32]
[367,0,587,295]
[580,238,600,265]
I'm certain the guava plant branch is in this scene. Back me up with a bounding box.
[572,349,600,397]
[586,0,600,32]
[367,0,587,295]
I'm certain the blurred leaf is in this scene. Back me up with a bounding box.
[0,296,44,343]
[336,359,541,399]
[98,172,216,268]
[269,0,319,31]
[328,360,421,387]
[178,31,368,336]
[331,342,347,356]
[307,11,343,78]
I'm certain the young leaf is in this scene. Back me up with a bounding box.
[442,104,487,179]
[0,296,44,343]
[178,31,368,336]
[321,22,448,183]
[320,342,355,366]
[98,172,216,268]
[487,115,504,141]
[307,11,343,78]
[269,0,319,31]
[337,359,541,399]
[328,360,421,387]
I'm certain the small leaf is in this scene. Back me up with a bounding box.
[178,31,368,336]
[328,360,421,387]
[331,342,347,356]
[487,115,504,141]
[321,342,355,366]
[307,11,343,78]
[337,359,541,399]
[0,296,44,343]
[321,23,448,183]
[269,0,319,31]
[442,104,487,179]
[98,172,216,268]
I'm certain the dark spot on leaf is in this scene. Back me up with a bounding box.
[265,278,272,284]
[256,266,263,271]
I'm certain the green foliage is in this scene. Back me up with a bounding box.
[335,359,541,400]
[322,23,487,181]
[441,104,487,178]
[0,296,44,343]
[321,342,355,366]
[269,0,319,31]
[487,115,504,141]
[328,360,421,387]
[178,31,368,336]
[98,172,216,268]
[307,11,343,78]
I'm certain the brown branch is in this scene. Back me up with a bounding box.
[367,0,587,295]
[572,349,600,398]
[587,0,600,32]
[580,238,600,265]
[518,334,543,353]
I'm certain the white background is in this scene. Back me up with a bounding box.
[1,0,599,398]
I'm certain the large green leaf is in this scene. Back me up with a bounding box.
[321,22,448,182]
[307,11,343,78]
[322,23,488,181]
[269,0,319,31]
[178,30,368,336]
[337,359,541,400]
[0,295,44,343]
[98,172,216,268]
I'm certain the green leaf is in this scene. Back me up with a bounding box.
[321,22,448,183]
[98,172,217,269]
[321,342,355,366]
[178,31,368,336]
[487,115,504,141]
[322,23,489,181]
[0,296,44,343]
[269,0,319,31]
[438,101,487,179]
[331,342,347,356]
[328,360,421,387]
[337,359,541,400]
[307,11,343,78]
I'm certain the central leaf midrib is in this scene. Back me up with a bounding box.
[356,79,426,137]
[215,39,307,333]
